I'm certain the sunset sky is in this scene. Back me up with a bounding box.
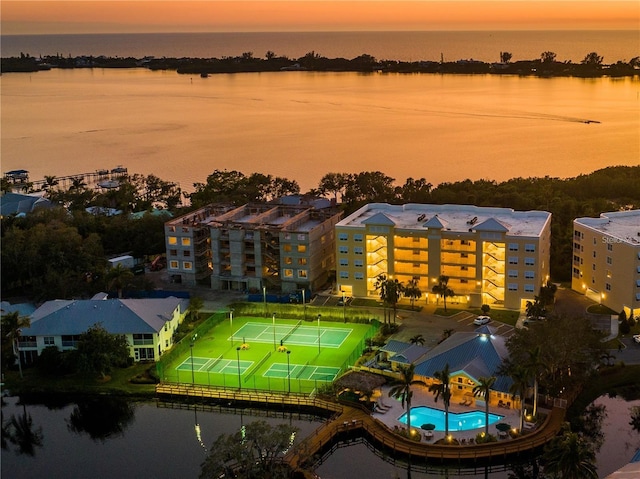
[2,1,638,35]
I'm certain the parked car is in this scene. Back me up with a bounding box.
[523,316,545,326]
[633,334,640,344]
[473,315,491,325]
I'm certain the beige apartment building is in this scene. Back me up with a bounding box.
[572,210,640,318]
[165,197,342,293]
[335,203,551,310]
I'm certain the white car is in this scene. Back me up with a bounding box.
[633,334,640,344]
[473,315,491,325]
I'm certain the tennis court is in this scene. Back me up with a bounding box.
[177,356,254,375]
[231,321,352,348]
[264,363,341,382]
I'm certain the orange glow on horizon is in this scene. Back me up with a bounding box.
[2,1,638,35]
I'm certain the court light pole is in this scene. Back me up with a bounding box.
[236,346,242,390]
[272,313,277,351]
[229,308,234,346]
[286,350,291,394]
[263,286,267,317]
[302,289,306,321]
[317,314,321,353]
[342,292,346,323]
[190,333,198,385]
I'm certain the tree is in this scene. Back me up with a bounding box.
[524,346,544,417]
[508,364,530,432]
[481,304,491,315]
[538,281,557,306]
[500,51,512,63]
[67,397,135,441]
[581,52,603,66]
[473,376,496,435]
[42,175,59,193]
[388,363,426,433]
[76,324,131,379]
[541,51,557,63]
[403,277,422,310]
[106,264,134,299]
[318,172,350,203]
[428,363,452,438]
[265,50,276,60]
[200,420,298,479]
[543,428,598,479]
[188,296,204,323]
[525,295,546,319]
[5,403,43,456]
[396,177,432,203]
[374,274,404,324]
[432,275,454,312]
[1,312,31,378]
[409,334,425,346]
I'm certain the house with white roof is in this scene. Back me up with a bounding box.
[17,294,188,363]
[335,203,551,310]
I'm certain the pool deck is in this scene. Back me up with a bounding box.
[371,384,526,441]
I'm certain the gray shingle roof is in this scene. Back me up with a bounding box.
[24,297,184,336]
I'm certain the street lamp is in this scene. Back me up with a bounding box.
[272,313,277,351]
[229,308,234,346]
[236,346,242,390]
[190,333,198,385]
[263,286,267,317]
[317,314,321,353]
[286,350,291,393]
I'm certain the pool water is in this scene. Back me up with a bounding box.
[398,406,504,432]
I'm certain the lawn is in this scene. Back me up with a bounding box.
[158,314,377,394]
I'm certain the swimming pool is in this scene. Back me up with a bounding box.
[398,406,503,432]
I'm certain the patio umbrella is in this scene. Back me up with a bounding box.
[420,423,436,431]
[495,422,511,432]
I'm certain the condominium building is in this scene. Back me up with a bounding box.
[572,210,640,318]
[165,197,342,292]
[335,203,551,310]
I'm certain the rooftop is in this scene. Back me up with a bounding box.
[337,203,551,237]
[575,210,640,246]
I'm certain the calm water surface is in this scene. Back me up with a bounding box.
[2,395,639,479]
[2,69,638,193]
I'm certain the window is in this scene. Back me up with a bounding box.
[524,271,535,279]
[297,233,306,241]
[165,340,169,348]
[284,232,291,240]
[605,283,611,291]
[524,284,535,293]
[168,236,177,245]
[354,247,364,255]
[508,243,518,251]
[636,280,640,287]
[607,243,613,251]
[169,249,177,257]
[592,264,596,271]
[284,269,293,278]
[354,259,364,267]
[182,227,190,233]
[321,235,326,244]
[183,250,191,257]
[508,257,518,265]
[338,233,348,241]
[169,226,176,232]
[593,237,597,245]
[283,244,292,252]
[44,336,55,346]
[525,257,535,266]
[593,251,597,258]
[298,258,307,265]
[354,234,363,242]
[339,271,349,279]
[606,256,612,265]
[133,333,154,345]
[181,237,191,246]
[508,270,518,278]
[508,283,518,291]
[606,270,612,278]
[297,245,307,253]
[461,252,468,258]
[461,240,470,246]
[339,246,348,254]
[525,244,535,253]
[284,257,293,265]
[169,260,179,269]
[574,230,581,239]
[298,269,308,278]
[339,259,349,266]
[355,272,364,280]
[137,348,155,360]
[183,261,193,270]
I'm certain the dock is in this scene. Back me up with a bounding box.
[155,383,566,476]
[4,166,128,190]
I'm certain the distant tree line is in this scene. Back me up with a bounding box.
[2,50,639,77]
[2,166,638,300]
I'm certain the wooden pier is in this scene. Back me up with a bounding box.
[155,383,566,477]
[4,166,128,190]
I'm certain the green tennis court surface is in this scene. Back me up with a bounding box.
[264,363,340,381]
[231,321,352,348]
[177,356,254,375]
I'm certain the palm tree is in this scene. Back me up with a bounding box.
[543,429,598,479]
[374,274,404,324]
[107,264,134,299]
[508,365,530,432]
[432,275,454,312]
[69,176,87,191]
[472,376,496,435]
[524,346,544,417]
[403,277,422,310]
[1,312,31,378]
[7,404,43,456]
[409,334,425,346]
[43,175,59,193]
[428,363,452,438]
[388,363,426,433]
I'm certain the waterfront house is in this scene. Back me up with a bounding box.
[17,294,188,364]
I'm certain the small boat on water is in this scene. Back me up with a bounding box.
[200,72,209,78]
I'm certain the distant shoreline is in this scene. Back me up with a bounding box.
[2,52,639,77]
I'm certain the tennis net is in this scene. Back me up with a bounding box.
[281,320,302,344]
